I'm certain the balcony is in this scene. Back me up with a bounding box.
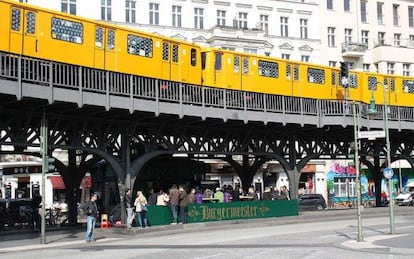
[341,42,368,58]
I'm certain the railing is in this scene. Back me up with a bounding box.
[341,42,368,53]
[1,52,413,126]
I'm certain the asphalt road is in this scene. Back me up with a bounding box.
[0,206,413,259]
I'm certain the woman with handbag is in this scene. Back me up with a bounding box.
[134,190,148,228]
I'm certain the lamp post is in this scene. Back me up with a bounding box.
[352,101,363,242]
[370,81,395,234]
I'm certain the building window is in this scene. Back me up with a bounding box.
[194,8,204,29]
[387,62,395,74]
[409,7,414,27]
[374,63,379,73]
[344,28,352,43]
[125,0,136,23]
[377,2,384,25]
[101,0,112,21]
[344,0,350,12]
[217,10,226,26]
[394,33,401,46]
[363,63,370,71]
[243,48,257,54]
[172,5,182,27]
[328,27,335,47]
[300,19,308,39]
[393,4,399,26]
[333,178,355,198]
[378,32,385,45]
[260,15,269,34]
[403,64,411,76]
[361,30,369,47]
[360,0,367,22]
[222,46,236,51]
[301,55,310,62]
[327,0,333,10]
[281,53,290,60]
[329,61,336,67]
[149,3,159,25]
[238,12,248,29]
[280,17,289,37]
[61,0,76,15]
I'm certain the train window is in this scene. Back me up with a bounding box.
[368,76,377,91]
[201,52,206,70]
[307,68,325,84]
[11,9,21,31]
[258,60,278,78]
[403,80,414,93]
[286,64,291,79]
[191,48,197,66]
[215,53,222,70]
[127,34,153,58]
[234,56,240,73]
[172,44,179,63]
[348,74,357,88]
[95,27,103,48]
[107,30,115,50]
[331,71,336,86]
[26,12,36,34]
[51,17,83,44]
[294,66,299,80]
[384,78,396,92]
[162,42,169,61]
[243,57,249,74]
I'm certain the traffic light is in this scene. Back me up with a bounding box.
[340,61,349,79]
[47,156,56,172]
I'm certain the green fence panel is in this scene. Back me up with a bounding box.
[146,200,298,226]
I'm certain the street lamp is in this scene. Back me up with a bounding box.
[352,101,363,242]
[368,81,395,234]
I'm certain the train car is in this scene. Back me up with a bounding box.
[202,48,347,101]
[0,0,203,85]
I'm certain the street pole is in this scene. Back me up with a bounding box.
[352,101,363,242]
[40,110,47,244]
[381,82,395,234]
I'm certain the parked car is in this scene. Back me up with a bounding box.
[396,182,414,206]
[298,194,327,211]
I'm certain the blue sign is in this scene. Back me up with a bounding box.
[383,167,394,179]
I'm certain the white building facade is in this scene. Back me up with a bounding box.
[18,0,414,74]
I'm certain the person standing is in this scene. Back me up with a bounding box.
[169,184,180,224]
[125,188,134,229]
[178,185,188,224]
[156,190,170,206]
[214,187,224,203]
[84,193,98,243]
[134,190,148,228]
[187,188,195,204]
[31,192,42,231]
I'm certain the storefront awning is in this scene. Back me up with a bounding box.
[48,176,65,190]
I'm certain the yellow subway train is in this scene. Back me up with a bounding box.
[1,0,414,108]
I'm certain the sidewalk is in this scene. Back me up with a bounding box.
[0,208,413,255]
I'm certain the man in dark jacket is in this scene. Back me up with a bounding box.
[178,185,188,224]
[84,193,98,243]
[169,184,180,224]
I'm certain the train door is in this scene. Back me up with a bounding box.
[213,51,225,87]
[9,6,38,56]
[232,55,242,90]
[385,78,397,105]
[160,41,181,82]
[94,26,117,71]
[240,56,250,90]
